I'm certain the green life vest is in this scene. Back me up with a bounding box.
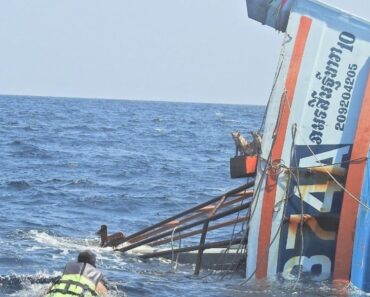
[46,262,103,297]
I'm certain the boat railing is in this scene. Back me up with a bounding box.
[113,180,255,274]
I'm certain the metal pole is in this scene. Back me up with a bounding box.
[116,201,251,252]
[115,181,254,245]
[151,216,248,246]
[130,191,253,244]
[194,221,209,275]
[139,237,246,259]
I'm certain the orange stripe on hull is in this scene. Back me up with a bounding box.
[255,16,312,279]
[333,73,370,280]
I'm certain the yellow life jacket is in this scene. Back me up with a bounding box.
[46,262,102,297]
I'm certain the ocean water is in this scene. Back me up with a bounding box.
[0,96,363,297]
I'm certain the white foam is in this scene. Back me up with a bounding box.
[6,271,60,297]
[9,283,49,297]
[26,230,122,263]
[29,230,96,250]
[4,264,128,296]
[9,282,125,297]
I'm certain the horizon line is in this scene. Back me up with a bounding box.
[0,93,266,107]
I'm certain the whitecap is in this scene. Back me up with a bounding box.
[26,230,127,264]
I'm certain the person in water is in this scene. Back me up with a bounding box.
[46,249,108,296]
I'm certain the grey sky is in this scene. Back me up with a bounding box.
[0,0,369,105]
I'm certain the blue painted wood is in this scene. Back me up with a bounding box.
[351,150,370,292]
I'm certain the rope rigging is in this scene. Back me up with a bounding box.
[283,90,370,212]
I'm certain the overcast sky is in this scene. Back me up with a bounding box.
[0,0,369,105]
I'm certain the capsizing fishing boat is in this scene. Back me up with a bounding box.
[244,0,370,291]
[101,0,370,293]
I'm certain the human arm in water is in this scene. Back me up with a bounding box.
[96,280,108,296]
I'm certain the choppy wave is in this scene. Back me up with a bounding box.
[0,272,126,297]
[0,272,59,296]
[28,230,96,251]
[6,180,31,190]
[8,140,51,159]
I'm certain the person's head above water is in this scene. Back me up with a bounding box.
[46,249,108,296]
[77,249,97,267]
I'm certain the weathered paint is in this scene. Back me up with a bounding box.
[334,73,370,280]
[351,151,370,291]
[246,0,295,32]
[255,16,312,279]
[245,0,370,283]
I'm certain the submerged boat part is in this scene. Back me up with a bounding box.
[351,151,370,292]
[112,182,254,274]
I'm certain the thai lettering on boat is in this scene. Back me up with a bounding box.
[307,31,355,145]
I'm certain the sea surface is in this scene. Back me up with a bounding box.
[0,96,364,297]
